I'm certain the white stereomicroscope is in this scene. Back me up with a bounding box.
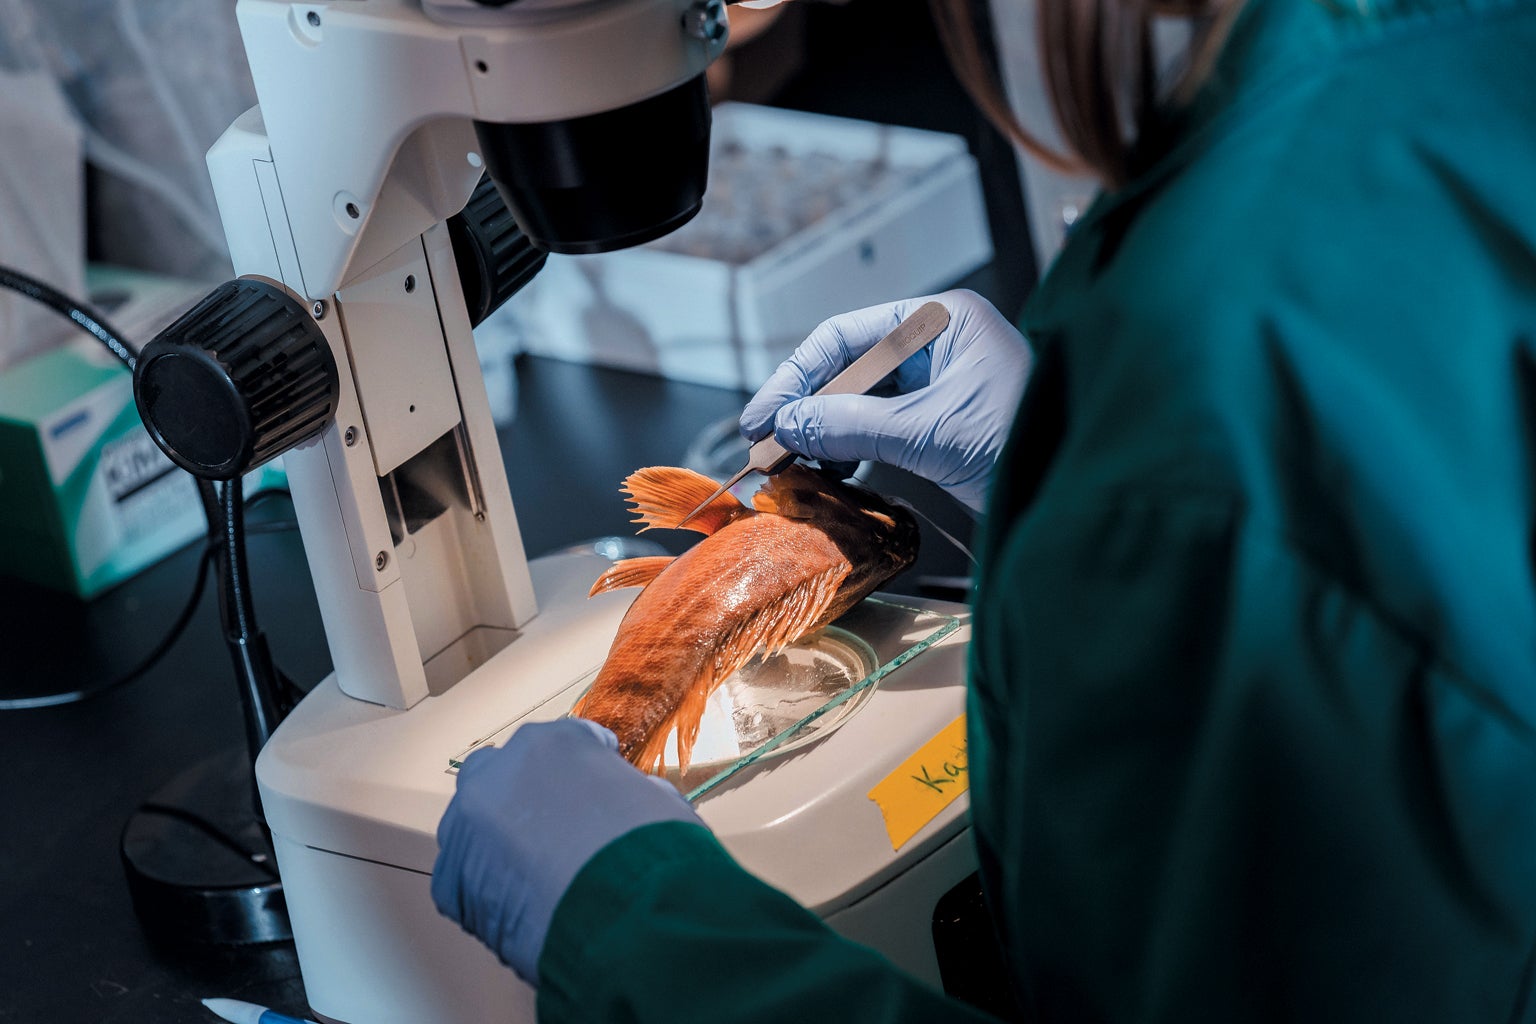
[131,2,979,1021]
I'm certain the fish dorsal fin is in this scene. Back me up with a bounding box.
[653,561,851,777]
[588,555,676,597]
[623,466,750,535]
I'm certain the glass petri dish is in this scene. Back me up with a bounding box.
[656,626,879,781]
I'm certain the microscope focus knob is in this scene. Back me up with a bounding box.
[133,278,339,481]
[449,174,548,328]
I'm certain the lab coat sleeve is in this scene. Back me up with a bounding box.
[536,820,1004,1024]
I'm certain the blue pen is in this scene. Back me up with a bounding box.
[202,997,319,1024]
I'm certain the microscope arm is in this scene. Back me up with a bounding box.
[153,0,727,709]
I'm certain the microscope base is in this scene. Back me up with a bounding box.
[257,552,975,1024]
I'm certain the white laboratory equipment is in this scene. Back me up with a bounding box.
[128,3,981,1022]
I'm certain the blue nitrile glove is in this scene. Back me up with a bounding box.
[431,717,704,984]
[740,289,1032,512]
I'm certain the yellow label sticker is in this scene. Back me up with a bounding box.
[867,715,969,851]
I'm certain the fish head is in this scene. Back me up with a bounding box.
[754,464,920,590]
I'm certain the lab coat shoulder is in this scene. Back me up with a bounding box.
[1020,0,1536,397]
[1006,0,1536,696]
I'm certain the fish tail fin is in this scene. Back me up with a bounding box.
[623,466,749,535]
[589,555,676,597]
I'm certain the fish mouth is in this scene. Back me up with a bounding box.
[855,491,921,561]
[885,495,976,568]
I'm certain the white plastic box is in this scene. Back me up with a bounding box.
[481,103,993,391]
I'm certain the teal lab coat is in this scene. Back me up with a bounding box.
[538,0,1536,1019]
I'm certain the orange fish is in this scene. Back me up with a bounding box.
[571,463,919,775]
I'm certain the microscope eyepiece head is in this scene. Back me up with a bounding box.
[474,72,711,255]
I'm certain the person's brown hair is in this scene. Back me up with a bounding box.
[929,0,1244,190]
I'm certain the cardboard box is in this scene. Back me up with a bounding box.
[481,103,993,391]
[0,267,283,597]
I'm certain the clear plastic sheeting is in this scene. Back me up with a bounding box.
[0,69,84,370]
[0,0,255,278]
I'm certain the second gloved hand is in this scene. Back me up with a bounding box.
[431,718,705,984]
[740,289,1032,512]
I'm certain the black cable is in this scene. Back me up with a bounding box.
[0,264,304,718]
[219,476,289,746]
[0,515,303,712]
[0,546,217,711]
[136,801,282,883]
[197,478,222,529]
[235,498,309,708]
[0,264,226,712]
[4,265,304,930]
[0,265,138,371]
[223,477,253,640]
[244,486,293,511]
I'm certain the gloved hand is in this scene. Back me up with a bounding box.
[431,717,705,984]
[740,289,1032,512]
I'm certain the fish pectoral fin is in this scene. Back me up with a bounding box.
[623,466,749,535]
[751,464,829,520]
[649,562,853,777]
[719,562,853,669]
[589,555,677,597]
[633,717,675,776]
[669,664,719,777]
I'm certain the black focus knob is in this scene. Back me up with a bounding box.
[448,173,548,327]
[133,278,339,480]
